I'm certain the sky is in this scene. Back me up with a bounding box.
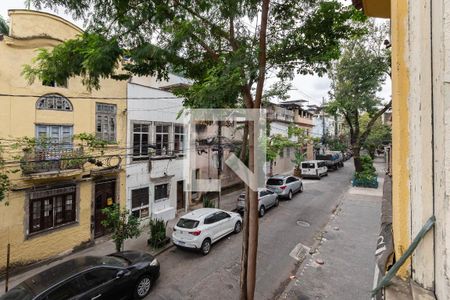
[0,0,392,106]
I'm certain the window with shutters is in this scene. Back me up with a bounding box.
[174,124,185,154]
[132,123,150,161]
[155,124,170,156]
[29,186,76,234]
[35,125,73,149]
[131,187,149,218]
[96,103,116,142]
[36,94,72,111]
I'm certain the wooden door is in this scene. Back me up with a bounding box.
[94,180,116,238]
[177,181,184,210]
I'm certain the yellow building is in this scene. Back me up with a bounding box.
[358,0,450,298]
[0,10,127,270]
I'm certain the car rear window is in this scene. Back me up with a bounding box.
[176,218,199,229]
[302,162,315,168]
[267,179,283,185]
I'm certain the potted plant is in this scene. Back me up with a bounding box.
[292,151,305,177]
[148,218,170,249]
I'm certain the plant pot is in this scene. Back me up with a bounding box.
[148,236,171,249]
[293,168,302,177]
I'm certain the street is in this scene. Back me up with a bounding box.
[148,163,354,300]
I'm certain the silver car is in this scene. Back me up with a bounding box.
[266,175,303,200]
[236,188,279,217]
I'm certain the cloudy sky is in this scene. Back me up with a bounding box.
[0,0,391,106]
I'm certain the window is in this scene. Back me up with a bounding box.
[36,125,73,149]
[302,162,315,169]
[42,79,68,88]
[154,184,169,202]
[29,186,76,234]
[286,148,291,157]
[132,123,150,161]
[36,94,73,111]
[82,268,117,290]
[131,187,149,218]
[177,218,199,229]
[96,103,116,142]
[216,212,230,221]
[204,213,218,225]
[174,124,185,154]
[46,276,85,300]
[266,178,283,186]
[155,124,170,156]
[286,177,295,183]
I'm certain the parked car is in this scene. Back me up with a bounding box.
[316,151,343,170]
[236,188,279,216]
[0,251,160,300]
[301,160,328,179]
[266,175,303,199]
[172,208,242,255]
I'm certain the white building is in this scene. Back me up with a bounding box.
[126,76,187,223]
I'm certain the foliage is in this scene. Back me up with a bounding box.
[0,143,9,203]
[148,218,168,249]
[353,154,377,188]
[203,195,215,208]
[101,204,141,252]
[360,114,391,157]
[291,151,306,170]
[0,15,8,36]
[326,20,391,172]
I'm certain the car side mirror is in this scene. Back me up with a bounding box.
[116,270,130,278]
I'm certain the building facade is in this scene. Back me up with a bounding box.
[358,0,450,298]
[126,76,186,222]
[0,10,127,269]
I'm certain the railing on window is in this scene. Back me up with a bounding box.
[21,148,85,174]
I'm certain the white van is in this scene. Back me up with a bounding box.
[301,160,328,179]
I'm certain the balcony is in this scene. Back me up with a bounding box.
[267,107,294,123]
[21,148,85,175]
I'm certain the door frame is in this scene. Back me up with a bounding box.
[92,179,117,239]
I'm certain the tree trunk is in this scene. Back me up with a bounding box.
[239,185,249,299]
[353,145,363,172]
[246,122,259,300]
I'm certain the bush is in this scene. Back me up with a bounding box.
[353,155,378,188]
[148,218,167,248]
[203,195,215,208]
[101,204,141,252]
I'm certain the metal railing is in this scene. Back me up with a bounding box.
[21,147,85,174]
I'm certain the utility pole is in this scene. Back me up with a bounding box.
[217,120,222,209]
[322,97,326,138]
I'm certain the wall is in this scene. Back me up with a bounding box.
[0,10,127,268]
[126,81,185,221]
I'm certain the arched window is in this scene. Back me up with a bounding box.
[36,94,73,111]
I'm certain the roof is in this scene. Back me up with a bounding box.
[268,174,289,179]
[181,208,219,219]
[21,256,110,296]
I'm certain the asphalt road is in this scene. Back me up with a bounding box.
[147,163,354,300]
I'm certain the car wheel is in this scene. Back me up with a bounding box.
[288,190,293,200]
[299,184,303,193]
[134,275,152,299]
[259,206,265,217]
[234,221,242,233]
[274,197,279,207]
[201,238,211,255]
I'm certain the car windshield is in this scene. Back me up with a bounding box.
[302,162,315,168]
[177,218,199,229]
[0,284,33,300]
[267,179,284,185]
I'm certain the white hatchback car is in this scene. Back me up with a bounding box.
[172,208,242,255]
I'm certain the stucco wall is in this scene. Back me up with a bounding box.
[0,10,127,268]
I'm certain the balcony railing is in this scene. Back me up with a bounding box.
[21,148,85,174]
[267,107,294,122]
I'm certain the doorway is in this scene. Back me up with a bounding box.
[94,180,116,238]
[177,180,185,210]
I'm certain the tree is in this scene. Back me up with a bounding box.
[101,204,141,252]
[24,1,365,298]
[0,15,8,36]
[360,114,391,158]
[327,22,391,172]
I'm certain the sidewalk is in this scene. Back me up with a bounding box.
[0,189,242,295]
[278,158,384,300]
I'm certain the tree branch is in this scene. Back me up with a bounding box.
[254,0,270,109]
[360,100,392,143]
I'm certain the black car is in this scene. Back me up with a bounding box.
[0,251,160,300]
